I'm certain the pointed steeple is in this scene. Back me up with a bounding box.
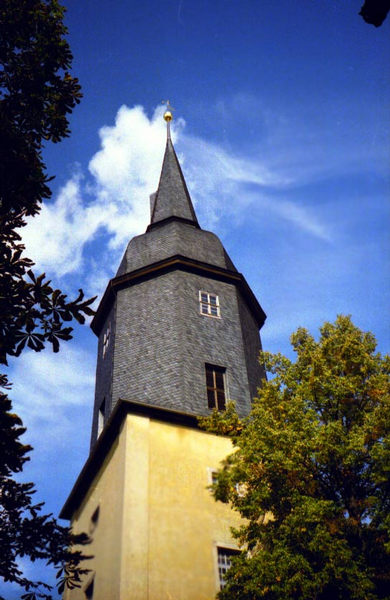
[148,111,199,230]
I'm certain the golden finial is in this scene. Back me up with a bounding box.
[162,99,174,122]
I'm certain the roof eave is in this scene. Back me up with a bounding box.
[90,255,266,336]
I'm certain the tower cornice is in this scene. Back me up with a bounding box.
[91,254,266,335]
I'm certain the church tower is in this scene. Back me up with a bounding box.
[61,112,266,600]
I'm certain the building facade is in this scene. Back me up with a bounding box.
[61,116,266,599]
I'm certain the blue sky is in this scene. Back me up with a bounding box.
[2,0,390,597]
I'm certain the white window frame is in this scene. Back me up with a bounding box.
[207,467,218,487]
[97,399,105,437]
[102,324,111,357]
[205,363,227,410]
[199,291,220,318]
[214,544,240,590]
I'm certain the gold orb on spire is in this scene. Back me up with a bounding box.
[162,99,174,122]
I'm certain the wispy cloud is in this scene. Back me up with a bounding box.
[22,172,100,277]
[22,105,169,279]
[265,197,331,241]
[178,136,331,240]
[21,103,333,286]
[10,345,95,443]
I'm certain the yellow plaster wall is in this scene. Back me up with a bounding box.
[64,426,127,600]
[146,418,241,600]
[66,413,241,600]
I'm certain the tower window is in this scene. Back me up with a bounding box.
[217,547,239,589]
[97,398,106,437]
[205,364,226,410]
[199,291,220,318]
[102,324,111,357]
[208,468,218,486]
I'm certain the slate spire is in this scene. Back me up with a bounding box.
[149,111,199,229]
[87,107,267,449]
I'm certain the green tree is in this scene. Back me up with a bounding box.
[201,316,390,599]
[0,378,90,600]
[359,0,390,27]
[0,1,94,597]
[0,0,94,364]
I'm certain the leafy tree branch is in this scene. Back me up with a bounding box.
[0,1,95,597]
[202,316,390,600]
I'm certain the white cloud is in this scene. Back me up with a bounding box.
[22,172,102,277]
[21,105,170,278]
[178,137,331,239]
[10,345,95,442]
[177,134,292,228]
[20,103,331,282]
[265,197,331,241]
[88,104,175,247]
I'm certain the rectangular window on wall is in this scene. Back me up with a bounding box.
[102,323,111,357]
[217,547,239,589]
[199,291,220,318]
[205,364,226,410]
[209,469,218,486]
[97,398,105,437]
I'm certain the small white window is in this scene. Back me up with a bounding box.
[102,324,110,357]
[199,291,220,318]
[217,547,239,589]
[97,399,105,437]
[207,468,218,486]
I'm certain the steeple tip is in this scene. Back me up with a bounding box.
[148,107,200,231]
[163,109,173,123]
[162,100,173,140]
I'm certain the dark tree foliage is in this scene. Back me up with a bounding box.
[0,380,91,600]
[0,0,95,363]
[359,0,390,26]
[201,316,390,600]
[0,1,95,597]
